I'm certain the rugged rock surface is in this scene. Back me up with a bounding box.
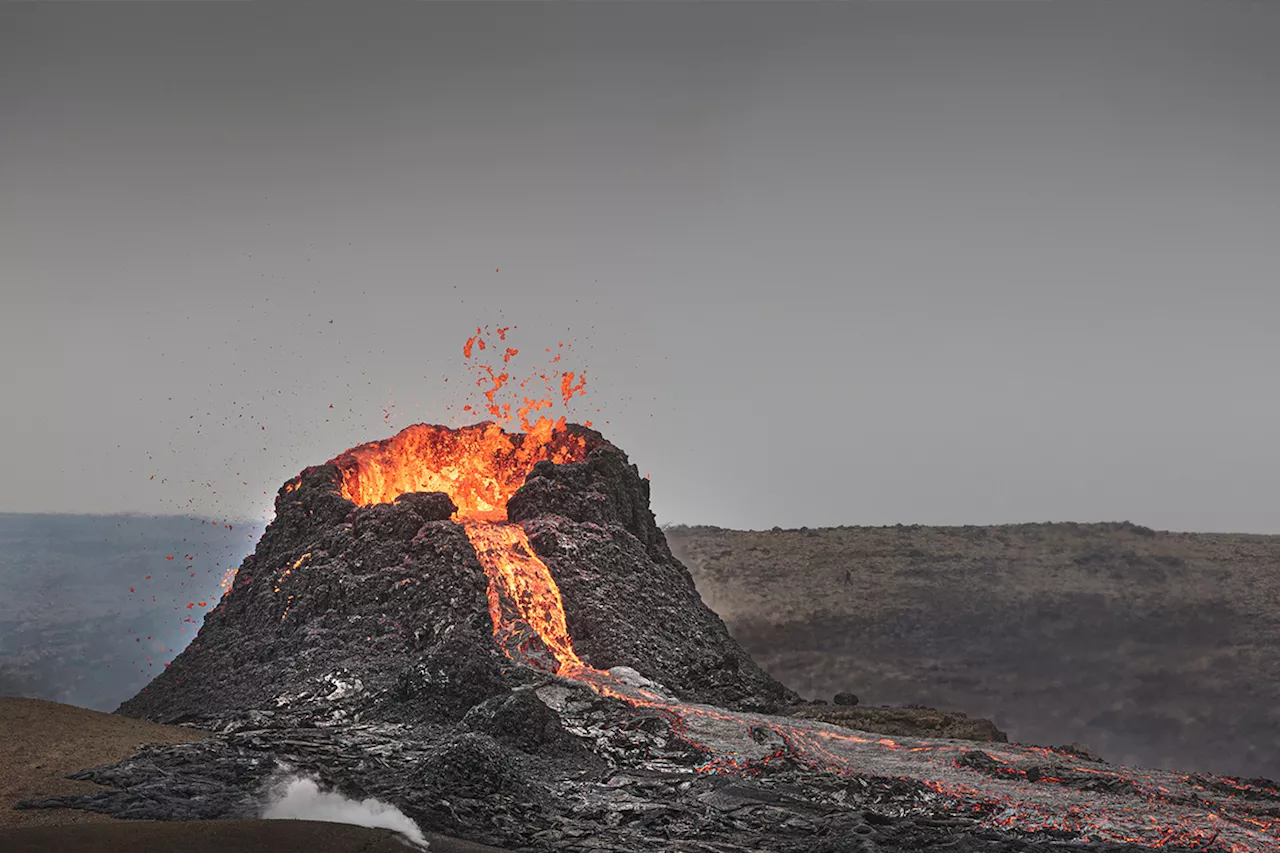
[513,444,796,712]
[791,702,1009,743]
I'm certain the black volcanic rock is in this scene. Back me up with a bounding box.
[85,423,1270,853]
[394,490,458,521]
[118,495,510,724]
[508,445,669,561]
[509,445,797,712]
[521,513,796,712]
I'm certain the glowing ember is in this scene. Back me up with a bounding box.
[458,324,592,432]
[329,324,596,518]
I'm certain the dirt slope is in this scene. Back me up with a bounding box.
[665,521,1280,781]
[0,696,206,829]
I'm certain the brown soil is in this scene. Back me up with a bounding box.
[0,695,207,829]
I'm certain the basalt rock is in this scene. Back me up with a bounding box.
[394,490,458,522]
[117,502,510,725]
[507,446,669,561]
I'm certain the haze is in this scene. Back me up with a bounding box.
[2,2,1277,532]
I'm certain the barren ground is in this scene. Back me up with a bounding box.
[0,696,206,829]
[665,521,1280,781]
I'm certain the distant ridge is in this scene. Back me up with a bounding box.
[667,520,1280,781]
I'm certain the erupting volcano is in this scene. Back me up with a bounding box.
[329,418,592,519]
[324,416,599,672]
[34,327,1279,852]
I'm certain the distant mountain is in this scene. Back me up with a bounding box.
[0,513,259,711]
[665,521,1280,782]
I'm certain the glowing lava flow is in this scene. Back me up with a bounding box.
[471,544,1280,852]
[464,521,587,676]
[328,414,1278,853]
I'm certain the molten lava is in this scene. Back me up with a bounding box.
[323,324,604,677]
[330,418,588,520]
[464,521,585,675]
[325,414,600,679]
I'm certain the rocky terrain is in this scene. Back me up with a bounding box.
[14,423,1280,852]
[665,523,1280,782]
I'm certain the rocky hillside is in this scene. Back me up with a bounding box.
[665,522,1280,782]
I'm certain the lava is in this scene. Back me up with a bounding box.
[329,418,589,519]
[464,520,584,674]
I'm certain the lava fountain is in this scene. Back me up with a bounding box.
[326,324,608,679]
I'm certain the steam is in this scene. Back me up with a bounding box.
[262,773,429,849]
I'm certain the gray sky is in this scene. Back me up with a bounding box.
[2,2,1278,532]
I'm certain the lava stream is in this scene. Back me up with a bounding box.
[464,521,588,675]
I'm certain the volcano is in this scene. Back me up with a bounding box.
[26,421,1280,853]
[118,420,794,725]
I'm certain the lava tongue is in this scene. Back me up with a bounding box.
[464,520,586,676]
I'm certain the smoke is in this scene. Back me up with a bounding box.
[261,773,429,850]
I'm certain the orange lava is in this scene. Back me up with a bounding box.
[465,521,587,675]
[327,419,597,678]
[330,418,589,520]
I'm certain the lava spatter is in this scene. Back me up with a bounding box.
[330,418,589,519]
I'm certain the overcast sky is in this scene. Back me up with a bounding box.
[3,2,1278,532]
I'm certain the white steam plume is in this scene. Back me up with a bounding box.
[262,773,429,849]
